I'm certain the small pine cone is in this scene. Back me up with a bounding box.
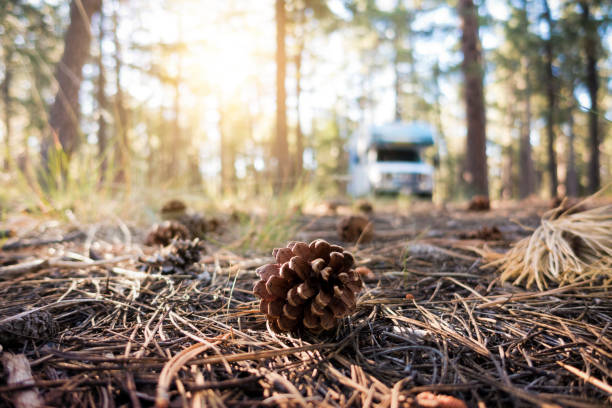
[467,195,490,211]
[337,215,373,243]
[253,239,363,333]
[161,199,187,220]
[145,221,191,246]
[0,310,58,347]
[141,239,205,275]
[0,229,15,239]
[459,226,502,241]
[177,213,209,238]
[356,200,374,214]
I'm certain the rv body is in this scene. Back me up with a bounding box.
[348,122,435,197]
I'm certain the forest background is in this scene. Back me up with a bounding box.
[0,0,610,215]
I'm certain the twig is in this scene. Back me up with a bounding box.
[1,230,86,251]
[1,353,44,408]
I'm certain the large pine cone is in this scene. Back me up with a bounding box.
[253,239,363,333]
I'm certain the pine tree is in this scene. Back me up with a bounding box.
[275,0,290,189]
[542,0,558,197]
[458,0,488,197]
[41,0,101,175]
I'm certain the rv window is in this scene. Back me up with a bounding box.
[376,148,420,162]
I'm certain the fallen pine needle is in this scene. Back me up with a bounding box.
[557,361,612,396]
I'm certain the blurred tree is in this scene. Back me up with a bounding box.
[556,6,584,197]
[496,1,538,198]
[1,45,13,171]
[1,1,59,171]
[287,0,335,179]
[541,0,558,197]
[579,1,602,194]
[96,4,108,179]
[346,0,423,122]
[112,0,129,183]
[276,0,290,188]
[41,0,102,172]
[458,0,488,197]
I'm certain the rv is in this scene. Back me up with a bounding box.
[348,122,436,197]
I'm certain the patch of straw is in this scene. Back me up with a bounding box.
[484,204,612,290]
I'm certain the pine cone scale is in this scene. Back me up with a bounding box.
[266,276,291,298]
[297,282,315,299]
[256,264,280,281]
[289,256,310,280]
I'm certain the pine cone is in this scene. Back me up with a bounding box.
[337,215,374,243]
[356,200,374,214]
[253,239,363,333]
[161,199,187,220]
[141,239,205,275]
[0,310,58,347]
[145,221,191,246]
[459,226,502,241]
[467,195,490,211]
[177,213,208,238]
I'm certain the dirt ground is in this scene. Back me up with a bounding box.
[0,201,610,407]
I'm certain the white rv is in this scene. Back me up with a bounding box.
[348,122,435,197]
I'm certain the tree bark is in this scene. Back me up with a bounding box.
[275,0,290,188]
[41,0,101,165]
[518,57,535,198]
[96,7,107,179]
[542,0,558,197]
[393,50,401,122]
[580,2,600,193]
[2,49,13,171]
[458,0,488,197]
[565,107,578,197]
[112,0,129,183]
[295,41,304,178]
[218,104,235,194]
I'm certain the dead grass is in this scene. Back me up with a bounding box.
[483,203,612,290]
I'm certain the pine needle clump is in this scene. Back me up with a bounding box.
[485,204,612,290]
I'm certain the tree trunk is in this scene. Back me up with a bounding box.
[406,24,417,122]
[275,0,290,188]
[580,2,600,193]
[112,1,129,183]
[295,41,304,178]
[565,107,578,197]
[542,0,558,197]
[393,47,401,122]
[2,50,13,171]
[171,15,183,179]
[218,105,234,195]
[41,0,101,166]
[431,61,453,200]
[96,7,107,180]
[501,144,514,200]
[518,57,535,198]
[458,0,488,197]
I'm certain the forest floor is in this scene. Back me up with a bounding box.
[0,199,610,407]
